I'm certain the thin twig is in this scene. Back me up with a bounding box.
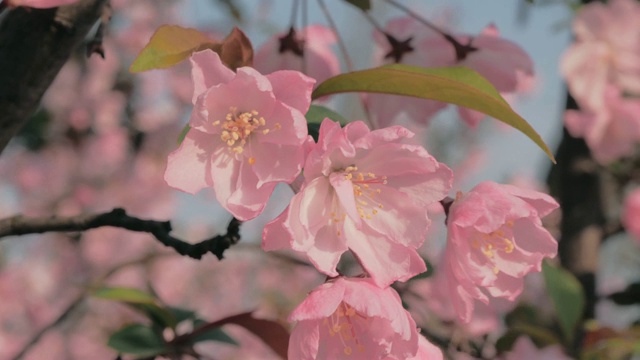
[317,0,374,127]
[12,252,164,360]
[361,9,386,34]
[12,295,85,360]
[0,208,241,260]
[317,0,353,71]
[381,0,477,62]
[382,0,447,36]
[289,0,299,28]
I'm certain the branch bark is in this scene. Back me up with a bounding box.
[545,5,606,354]
[0,208,241,260]
[547,93,606,357]
[0,0,106,154]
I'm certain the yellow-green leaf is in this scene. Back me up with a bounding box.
[312,64,555,162]
[93,287,158,304]
[130,25,219,73]
[93,287,177,329]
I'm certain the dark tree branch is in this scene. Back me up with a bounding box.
[0,208,242,260]
[547,94,614,360]
[0,0,107,154]
[545,4,605,356]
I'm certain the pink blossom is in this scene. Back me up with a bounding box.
[623,188,640,243]
[254,25,340,84]
[263,119,452,287]
[443,182,558,323]
[564,86,640,164]
[371,18,533,128]
[502,336,571,360]
[561,0,640,110]
[288,277,420,359]
[164,49,315,220]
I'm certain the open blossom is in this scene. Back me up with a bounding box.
[164,50,314,220]
[564,85,640,164]
[622,188,640,244]
[443,182,558,323]
[263,119,452,287]
[288,277,421,360]
[561,0,640,110]
[255,25,340,84]
[371,17,533,128]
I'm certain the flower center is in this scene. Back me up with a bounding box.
[323,302,368,355]
[471,221,515,274]
[212,106,280,165]
[343,165,387,220]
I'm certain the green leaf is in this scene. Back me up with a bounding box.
[93,287,177,329]
[305,104,348,125]
[108,324,167,357]
[192,319,238,345]
[177,124,191,144]
[94,287,158,305]
[130,25,219,73]
[133,304,178,330]
[305,105,349,142]
[167,307,197,324]
[542,261,585,344]
[312,64,555,162]
[343,0,371,11]
[409,257,434,281]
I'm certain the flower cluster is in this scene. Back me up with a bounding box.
[561,0,640,164]
[164,40,559,358]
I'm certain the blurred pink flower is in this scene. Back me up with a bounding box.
[502,336,570,360]
[406,268,510,337]
[561,0,640,110]
[371,18,533,128]
[254,25,340,84]
[288,277,421,359]
[443,182,558,323]
[165,49,314,220]
[623,188,640,243]
[564,86,640,164]
[263,119,452,287]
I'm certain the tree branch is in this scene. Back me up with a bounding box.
[12,295,85,360]
[12,252,164,360]
[0,0,107,154]
[0,208,242,260]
